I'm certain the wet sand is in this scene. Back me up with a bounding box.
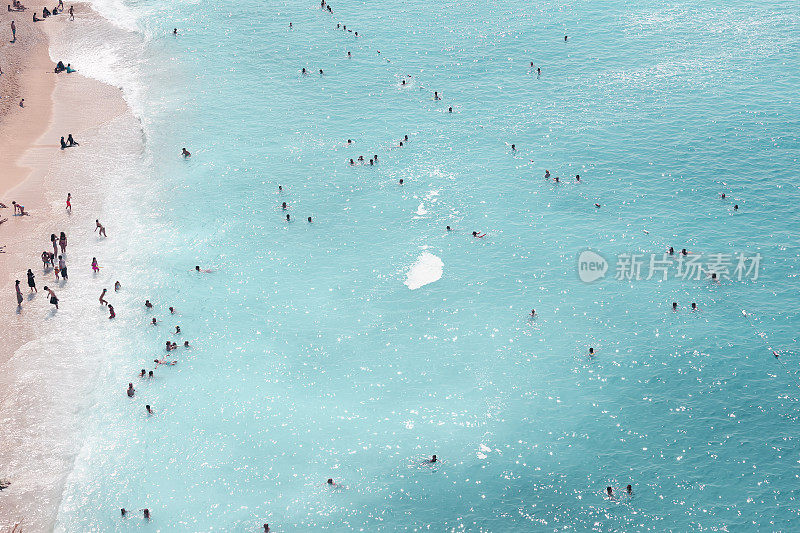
[0,4,133,530]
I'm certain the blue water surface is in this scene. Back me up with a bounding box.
[54,0,800,530]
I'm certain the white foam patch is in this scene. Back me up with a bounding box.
[404,252,443,290]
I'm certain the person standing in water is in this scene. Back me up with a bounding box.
[27,269,36,292]
[58,255,68,280]
[15,280,23,307]
[59,232,67,253]
[44,286,58,309]
[99,288,108,306]
[95,219,107,237]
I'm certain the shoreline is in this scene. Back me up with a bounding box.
[0,4,136,531]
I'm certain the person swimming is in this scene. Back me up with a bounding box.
[472,231,486,238]
[544,170,550,180]
[399,179,404,185]
[606,486,613,498]
[626,484,632,495]
[182,147,191,157]
[672,302,677,310]
[127,383,135,397]
[428,454,438,463]
[145,300,153,309]
[146,404,153,415]
[152,317,157,325]
[446,226,451,231]
[589,347,594,356]
[307,216,312,222]
[530,309,536,318]
[691,302,697,310]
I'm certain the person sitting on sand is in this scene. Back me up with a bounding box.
[60,136,67,149]
[42,6,50,16]
[32,11,39,20]
[66,63,75,73]
[67,133,78,146]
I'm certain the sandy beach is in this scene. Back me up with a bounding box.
[1,4,134,530]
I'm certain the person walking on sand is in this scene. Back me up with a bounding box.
[66,193,71,213]
[27,268,36,292]
[59,231,67,253]
[44,286,58,309]
[10,21,16,42]
[95,219,106,237]
[91,257,99,273]
[99,288,108,306]
[15,280,23,307]
[68,5,73,19]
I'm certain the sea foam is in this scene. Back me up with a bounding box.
[404,252,443,290]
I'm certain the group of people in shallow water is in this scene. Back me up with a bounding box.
[14,194,113,314]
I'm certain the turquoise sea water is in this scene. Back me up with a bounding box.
[51,0,800,530]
